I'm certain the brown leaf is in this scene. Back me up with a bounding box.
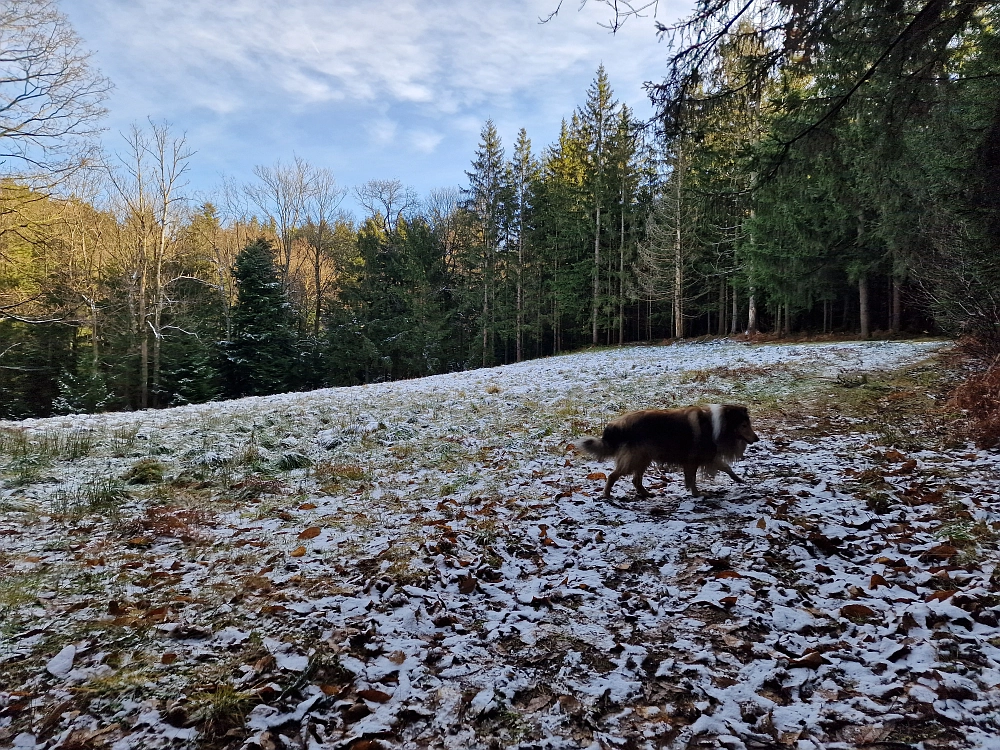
[358,688,392,703]
[161,652,178,664]
[298,502,317,510]
[289,545,307,558]
[840,604,876,620]
[342,702,371,723]
[126,536,152,547]
[108,600,129,616]
[884,449,907,462]
[869,573,889,589]
[298,526,321,540]
[926,590,958,602]
[924,544,958,560]
[586,472,607,481]
[388,650,406,664]
[557,695,583,715]
[888,459,917,476]
[756,518,767,529]
[719,596,738,607]
[458,575,477,594]
[788,651,830,669]
[714,570,743,579]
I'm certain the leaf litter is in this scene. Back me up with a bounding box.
[1,339,999,749]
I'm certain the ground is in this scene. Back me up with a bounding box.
[1,339,999,750]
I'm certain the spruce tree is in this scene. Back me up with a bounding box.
[224,239,298,397]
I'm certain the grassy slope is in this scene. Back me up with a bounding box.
[1,340,998,750]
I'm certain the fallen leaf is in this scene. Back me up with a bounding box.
[926,589,958,602]
[888,459,918,475]
[458,575,478,594]
[756,518,767,529]
[714,570,743,579]
[161,652,177,664]
[557,695,583,715]
[586,472,607,481]
[788,651,830,669]
[289,545,306,557]
[358,688,392,703]
[719,596,738,607]
[298,526,321,540]
[298,502,317,510]
[869,573,889,589]
[840,604,876,620]
[923,544,958,560]
[388,650,406,664]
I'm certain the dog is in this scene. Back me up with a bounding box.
[579,404,759,498]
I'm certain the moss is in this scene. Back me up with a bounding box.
[123,458,166,485]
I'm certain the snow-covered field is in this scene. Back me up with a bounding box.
[2,339,1000,750]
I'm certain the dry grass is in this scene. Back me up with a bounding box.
[950,354,1000,448]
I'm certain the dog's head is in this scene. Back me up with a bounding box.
[724,405,759,449]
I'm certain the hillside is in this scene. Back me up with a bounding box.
[2,339,999,750]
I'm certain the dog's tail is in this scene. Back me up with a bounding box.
[578,424,624,460]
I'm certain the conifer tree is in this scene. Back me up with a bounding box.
[223,238,297,397]
[509,128,539,361]
[465,120,507,366]
[578,66,618,345]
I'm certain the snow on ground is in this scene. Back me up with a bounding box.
[2,339,999,750]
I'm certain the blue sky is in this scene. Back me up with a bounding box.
[61,0,687,215]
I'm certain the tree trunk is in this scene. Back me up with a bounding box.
[593,202,600,345]
[891,277,901,334]
[719,277,727,336]
[859,275,870,339]
[516,230,523,362]
[618,185,625,346]
[730,284,738,335]
[747,290,758,335]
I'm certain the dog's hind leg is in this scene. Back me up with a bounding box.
[683,463,701,496]
[603,469,624,498]
[632,461,652,498]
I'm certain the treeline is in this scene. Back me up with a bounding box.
[4,0,1000,419]
[0,70,661,419]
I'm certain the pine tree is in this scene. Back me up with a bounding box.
[223,239,298,397]
[465,120,508,366]
[509,128,539,361]
[578,65,619,345]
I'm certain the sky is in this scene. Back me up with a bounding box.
[60,0,689,215]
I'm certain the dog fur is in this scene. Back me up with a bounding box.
[579,404,759,498]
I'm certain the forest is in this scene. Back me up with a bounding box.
[2,0,999,420]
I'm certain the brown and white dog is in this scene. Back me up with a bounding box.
[579,404,759,498]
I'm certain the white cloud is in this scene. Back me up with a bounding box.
[67,0,678,115]
[409,130,444,154]
[61,0,688,202]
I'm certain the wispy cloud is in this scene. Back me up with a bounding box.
[61,0,683,198]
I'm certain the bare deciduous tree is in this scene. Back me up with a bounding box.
[0,0,111,183]
[303,167,346,335]
[107,120,191,408]
[244,156,313,289]
[355,179,419,235]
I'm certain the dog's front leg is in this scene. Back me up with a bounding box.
[683,464,702,496]
[714,459,743,484]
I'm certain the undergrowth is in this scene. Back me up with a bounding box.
[950,351,1000,448]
